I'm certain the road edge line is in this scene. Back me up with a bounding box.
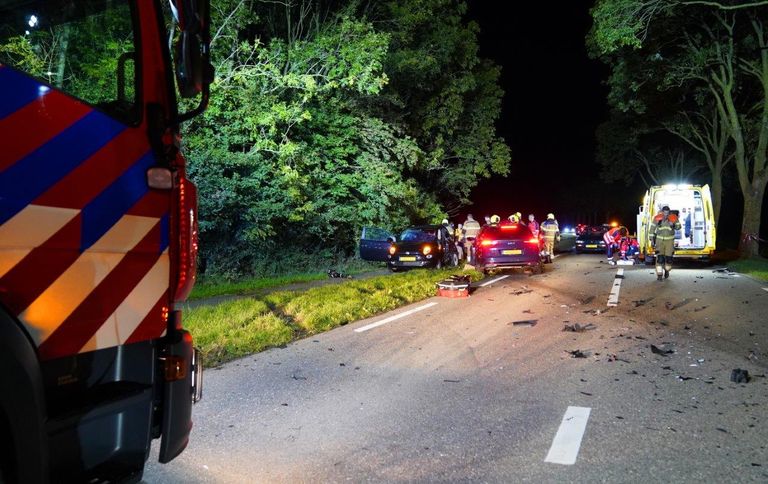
[354,302,439,333]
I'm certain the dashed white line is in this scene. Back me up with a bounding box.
[478,275,509,287]
[354,302,438,333]
[607,268,624,307]
[545,406,592,465]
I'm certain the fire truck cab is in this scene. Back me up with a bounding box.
[0,0,212,482]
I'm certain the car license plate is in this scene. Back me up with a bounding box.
[399,256,417,262]
[586,244,598,248]
[502,249,522,255]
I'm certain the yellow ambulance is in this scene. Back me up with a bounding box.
[636,184,717,262]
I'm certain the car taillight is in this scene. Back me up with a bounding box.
[422,245,432,255]
[481,239,496,246]
[389,245,396,255]
[174,178,198,302]
[525,238,540,245]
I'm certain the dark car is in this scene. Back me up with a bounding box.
[574,225,608,253]
[386,225,459,271]
[475,222,543,274]
[359,225,460,271]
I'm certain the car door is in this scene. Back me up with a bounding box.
[359,226,395,262]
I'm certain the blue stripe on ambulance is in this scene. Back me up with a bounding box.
[0,67,46,120]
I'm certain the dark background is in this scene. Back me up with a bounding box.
[464,1,646,229]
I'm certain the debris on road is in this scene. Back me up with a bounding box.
[567,349,588,358]
[562,323,596,332]
[676,376,694,381]
[606,354,630,363]
[580,391,593,396]
[651,344,675,356]
[511,320,537,327]
[579,295,595,305]
[731,368,751,383]
[328,269,353,278]
[443,379,461,383]
[511,286,533,296]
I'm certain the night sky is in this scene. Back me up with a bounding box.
[465,1,633,228]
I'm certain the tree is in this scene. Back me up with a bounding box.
[590,0,768,256]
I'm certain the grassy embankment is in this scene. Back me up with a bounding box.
[188,259,381,300]
[729,257,768,282]
[186,268,483,366]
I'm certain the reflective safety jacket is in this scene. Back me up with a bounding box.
[540,220,559,240]
[463,219,481,239]
[652,213,681,242]
[603,227,621,246]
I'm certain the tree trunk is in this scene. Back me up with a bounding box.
[738,181,766,257]
[710,172,723,227]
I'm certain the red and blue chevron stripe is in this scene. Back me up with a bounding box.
[0,65,172,361]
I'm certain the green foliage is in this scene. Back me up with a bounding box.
[187,0,509,276]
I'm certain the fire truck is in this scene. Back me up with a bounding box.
[0,0,212,482]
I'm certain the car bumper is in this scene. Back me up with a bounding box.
[478,255,540,269]
[575,243,606,252]
[387,254,437,269]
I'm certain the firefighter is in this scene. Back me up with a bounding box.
[454,223,464,261]
[508,213,520,223]
[540,213,560,264]
[651,205,681,280]
[528,214,539,238]
[463,214,482,264]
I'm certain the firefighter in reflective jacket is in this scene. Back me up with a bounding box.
[651,205,681,280]
[540,213,559,264]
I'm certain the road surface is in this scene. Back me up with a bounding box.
[144,254,768,483]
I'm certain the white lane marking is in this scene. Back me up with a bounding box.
[354,302,438,333]
[478,275,509,287]
[763,288,768,292]
[607,268,624,307]
[545,406,592,465]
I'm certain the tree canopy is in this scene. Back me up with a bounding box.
[185,0,510,275]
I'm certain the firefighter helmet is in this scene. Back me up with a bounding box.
[490,214,501,224]
[547,213,555,220]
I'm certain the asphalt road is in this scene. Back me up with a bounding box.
[143,253,768,483]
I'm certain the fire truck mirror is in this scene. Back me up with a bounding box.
[173,0,213,99]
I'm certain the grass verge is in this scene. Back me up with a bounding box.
[189,259,382,300]
[185,267,482,367]
[189,273,327,300]
[729,257,768,282]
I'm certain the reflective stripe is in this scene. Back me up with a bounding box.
[0,205,79,277]
[80,251,169,353]
[18,215,159,345]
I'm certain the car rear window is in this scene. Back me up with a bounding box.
[481,224,533,239]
